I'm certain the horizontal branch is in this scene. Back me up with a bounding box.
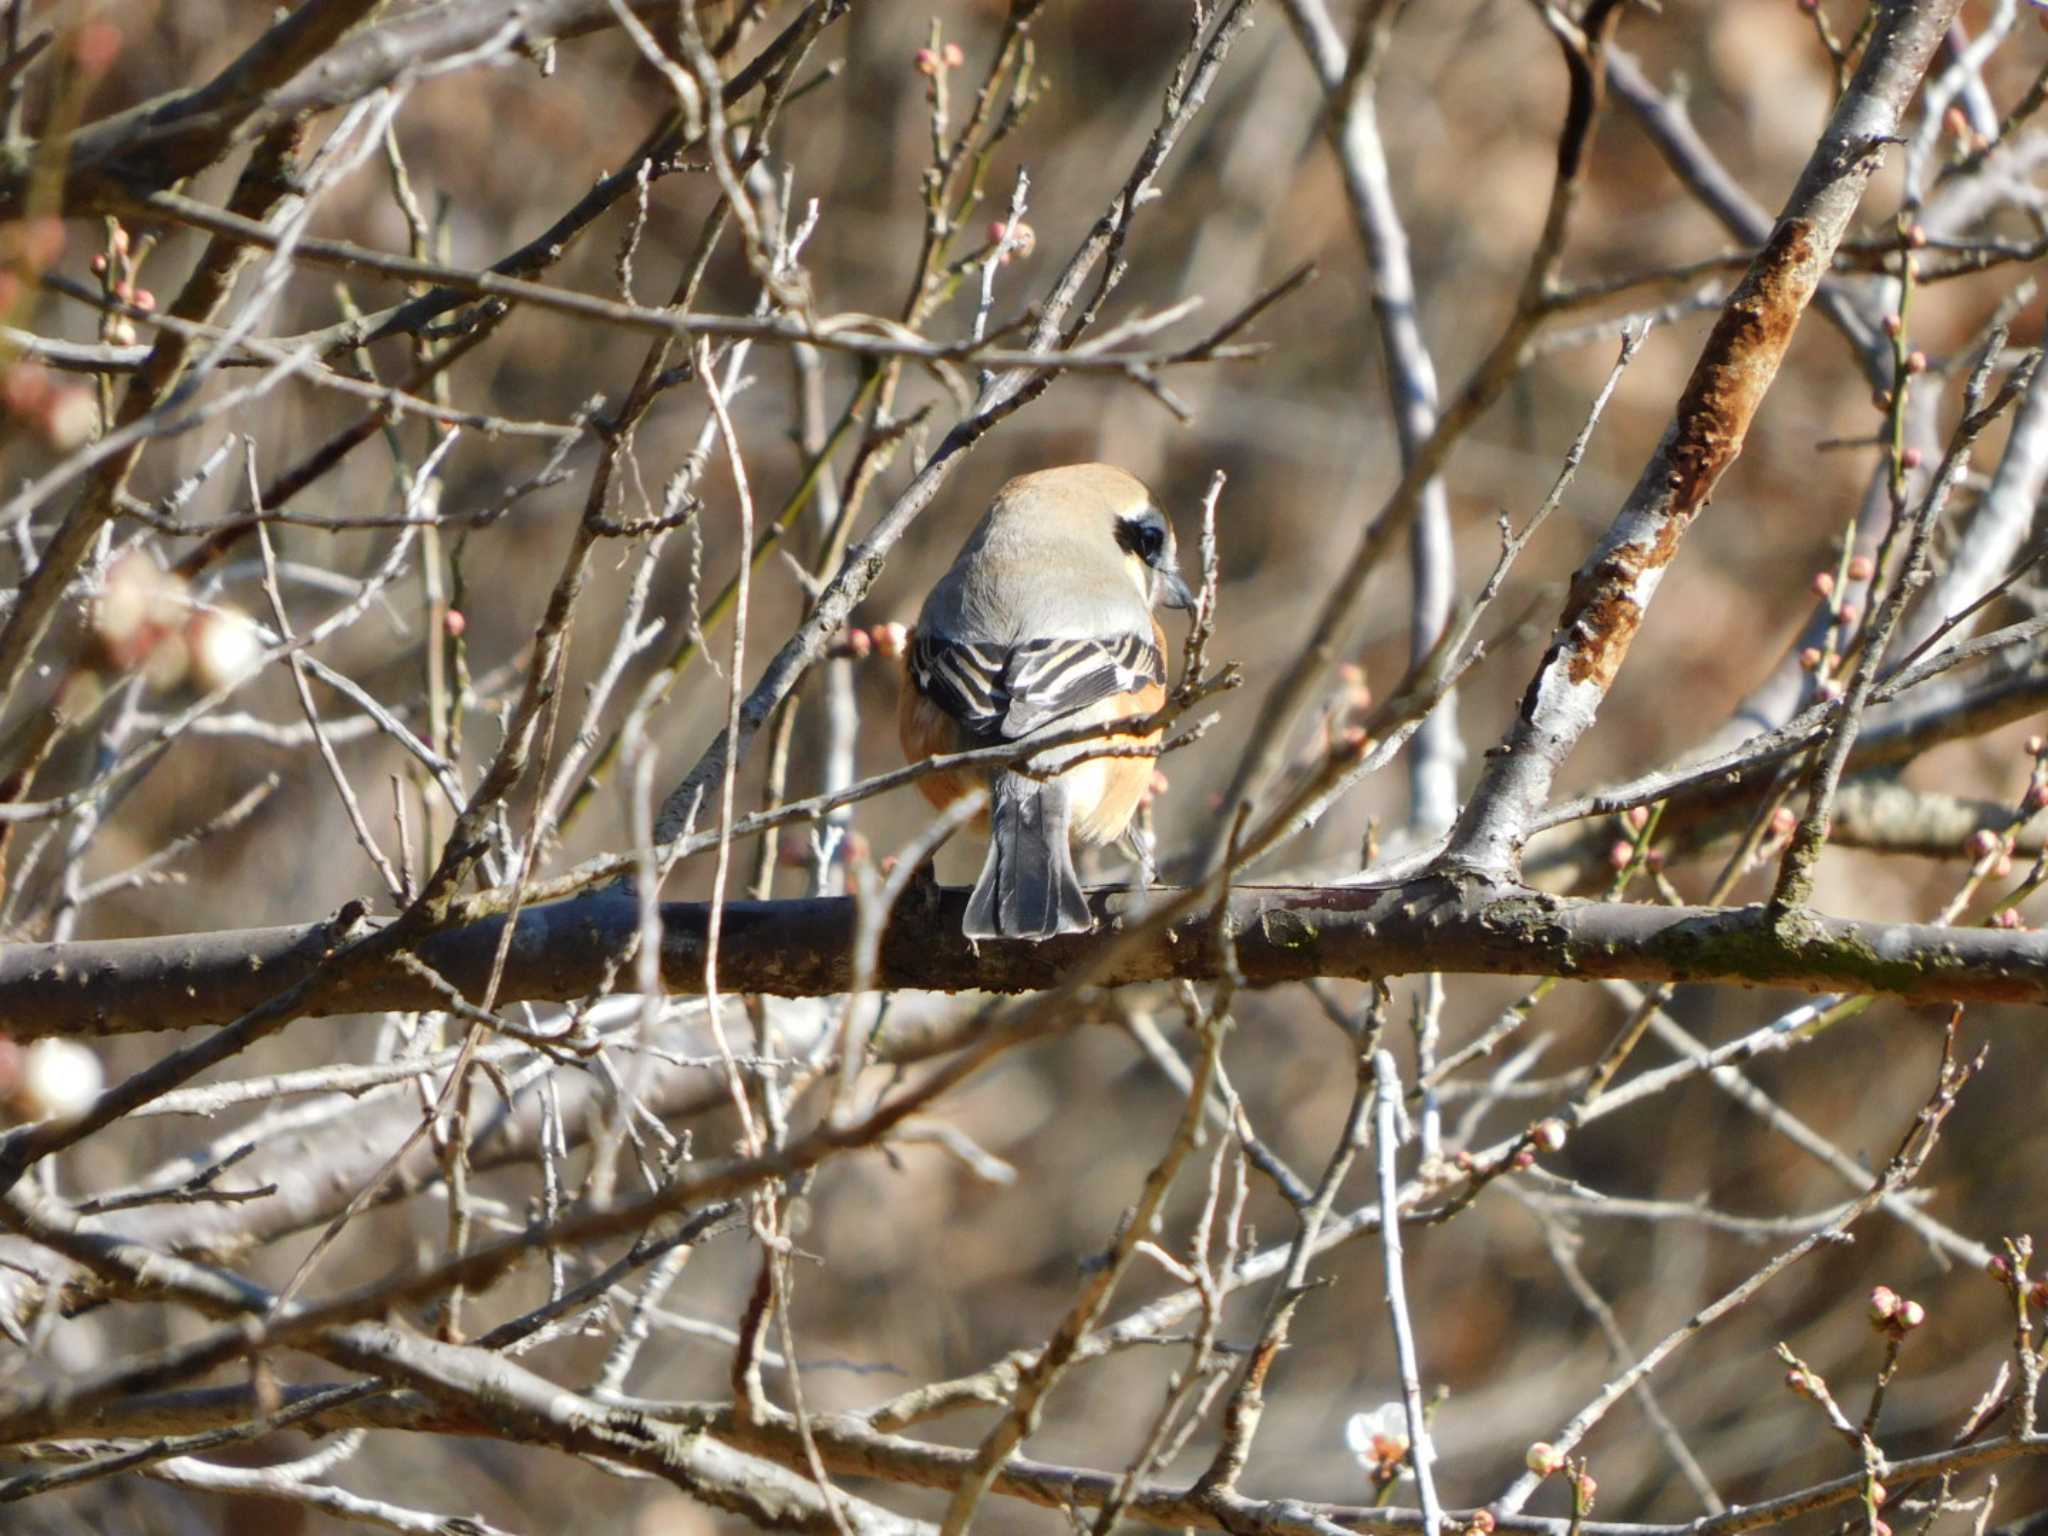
[7,879,2045,1038]
[1,0,723,218]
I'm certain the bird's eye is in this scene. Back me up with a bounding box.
[1122,516,1167,563]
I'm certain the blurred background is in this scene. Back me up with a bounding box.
[6,0,2048,1531]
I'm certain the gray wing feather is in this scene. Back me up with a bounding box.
[913,631,1161,742]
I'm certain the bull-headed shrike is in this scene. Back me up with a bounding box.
[899,464,1194,940]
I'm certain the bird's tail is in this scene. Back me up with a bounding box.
[962,772,1092,940]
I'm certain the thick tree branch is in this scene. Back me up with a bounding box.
[6,877,2046,1039]
[1442,0,1966,881]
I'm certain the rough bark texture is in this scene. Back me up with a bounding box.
[7,878,2046,1037]
[1442,0,1967,879]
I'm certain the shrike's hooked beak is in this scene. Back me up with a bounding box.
[1159,567,1197,611]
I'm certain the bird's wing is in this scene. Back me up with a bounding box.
[910,631,1163,742]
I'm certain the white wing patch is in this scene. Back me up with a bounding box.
[912,632,1162,742]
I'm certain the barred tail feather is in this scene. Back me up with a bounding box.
[962,774,1093,940]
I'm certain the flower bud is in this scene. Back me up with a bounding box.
[12,1039,103,1123]
[1525,1443,1563,1477]
[941,41,964,67]
[1969,829,2000,860]
[41,387,98,452]
[1848,555,1875,581]
[1625,804,1649,831]
[1812,571,1835,598]
[1799,647,1824,672]
[1869,1285,1899,1324]
[185,606,261,693]
[1532,1119,1567,1154]
[1901,447,1923,470]
[988,220,1036,261]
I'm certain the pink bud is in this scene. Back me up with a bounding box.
[1969,829,2001,860]
[914,47,939,75]
[1799,646,1824,672]
[89,252,108,275]
[1945,105,1970,140]
[941,41,964,67]
[2028,735,2045,757]
[1770,806,1799,838]
[1525,1443,1563,1477]
[1994,908,2024,929]
[1870,1285,1899,1323]
[1906,350,1928,375]
[1625,804,1649,831]
[40,387,98,452]
[1905,225,1928,249]
[1511,1146,1535,1171]
[1533,1119,1567,1154]
[1901,447,1923,470]
[1882,313,1903,338]
[988,220,1036,261]
[1848,555,1875,581]
[1812,571,1835,598]
[1608,839,1634,871]
[871,621,910,659]
[71,19,122,77]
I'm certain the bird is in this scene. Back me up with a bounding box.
[899,464,1195,940]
